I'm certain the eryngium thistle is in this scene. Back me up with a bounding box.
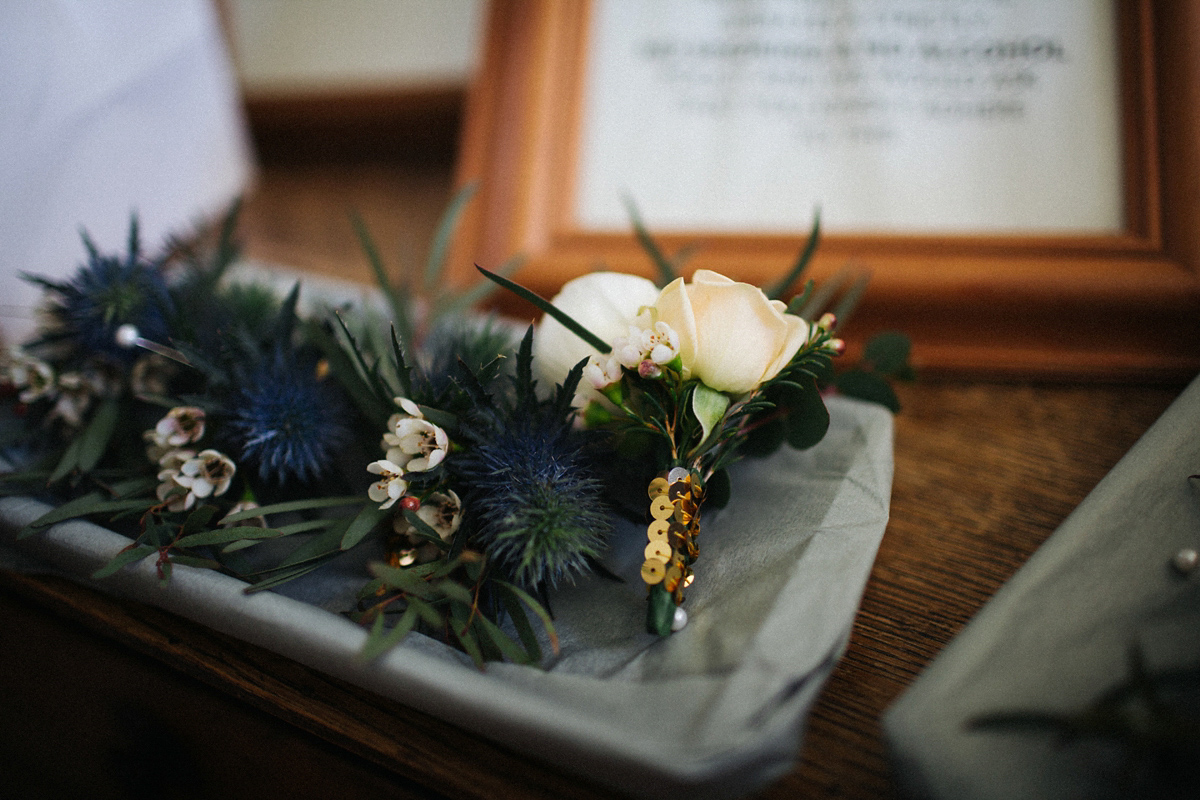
[226,352,351,485]
[459,424,610,589]
[32,222,172,364]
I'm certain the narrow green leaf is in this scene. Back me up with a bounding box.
[176,526,288,548]
[107,476,159,498]
[435,578,474,605]
[829,269,872,330]
[369,562,437,599]
[243,554,338,593]
[270,522,351,571]
[767,211,821,300]
[351,210,412,343]
[390,325,413,398]
[475,614,533,664]
[92,544,155,579]
[221,495,363,523]
[400,509,451,549]
[359,604,418,661]
[475,265,610,354]
[436,254,524,317]
[424,182,477,291]
[405,596,446,630]
[623,196,676,286]
[786,279,815,316]
[180,505,218,537]
[493,580,558,655]
[165,553,222,571]
[449,603,485,668]
[17,494,152,539]
[47,435,83,484]
[497,584,542,663]
[340,502,390,550]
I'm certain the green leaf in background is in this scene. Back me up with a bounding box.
[835,371,901,413]
[862,331,913,375]
[351,210,413,345]
[423,182,477,292]
[624,196,676,287]
[767,211,821,300]
[77,397,120,473]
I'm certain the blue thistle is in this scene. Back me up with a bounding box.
[26,218,172,364]
[225,351,352,485]
[458,422,611,589]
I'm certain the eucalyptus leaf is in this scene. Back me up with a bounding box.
[494,579,558,655]
[176,526,288,548]
[340,502,391,550]
[77,397,120,473]
[91,544,155,579]
[784,379,830,450]
[475,614,533,664]
[359,604,418,662]
[221,495,363,523]
[16,494,153,540]
[165,553,222,571]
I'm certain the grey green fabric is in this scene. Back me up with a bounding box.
[885,375,1200,800]
[1,396,893,799]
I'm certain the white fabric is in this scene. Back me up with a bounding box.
[0,0,253,344]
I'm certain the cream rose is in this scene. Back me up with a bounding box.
[532,271,661,395]
[653,270,809,395]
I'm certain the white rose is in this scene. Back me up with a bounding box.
[654,270,809,395]
[532,271,661,398]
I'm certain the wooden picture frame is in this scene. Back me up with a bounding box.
[451,0,1200,379]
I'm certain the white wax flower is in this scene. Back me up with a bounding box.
[367,459,408,509]
[584,354,622,390]
[532,271,661,401]
[654,270,809,395]
[154,406,207,447]
[175,449,236,500]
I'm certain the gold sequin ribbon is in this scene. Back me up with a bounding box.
[641,466,702,604]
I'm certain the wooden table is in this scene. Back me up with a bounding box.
[0,160,1190,799]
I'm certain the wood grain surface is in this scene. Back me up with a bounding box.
[0,159,1190,799]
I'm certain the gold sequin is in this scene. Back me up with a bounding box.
[647,477,669,497]
[650,495,676,520]
[644,540,672,561]
[641,558,667,584]
[647,519,671,541]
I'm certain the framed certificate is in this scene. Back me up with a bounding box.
[451,0,1200,378]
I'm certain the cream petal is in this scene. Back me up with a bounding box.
[652,277,697,376]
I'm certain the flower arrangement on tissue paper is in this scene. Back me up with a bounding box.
[0,192,910,663]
